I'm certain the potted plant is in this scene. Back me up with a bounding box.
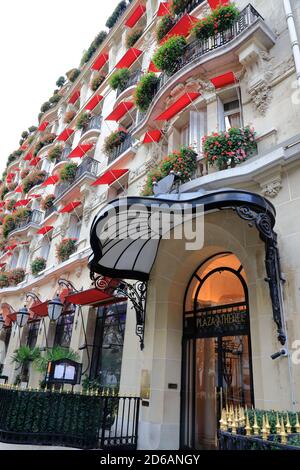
[49,93,61,105]
[109,68,130,91]
[47,145,63,162]
[0,185,9,200]
[66,68,81,83]
[103,130,127,157]
[8,268,26,286]
[63,110,76,124]
[80,30,107,66]
[126,28,143,48]
[141,146,197,196]
[56,238,77,262]
[0,272,9,289]
[6,199,17,212]
[171,0,194,15]
[76,112,91,130]
[156,15,176,43]
[41,194,55,210]
[192,4,240,40]
[22,170,47,193]
[40,101,51,113]
[90,73,106,91]
[34,346,79,374]
[14,207,31,225]
[134,73,159,112]
[203,126,256,170]
[153,35,187,75]
[11,346,41,384]
[31,257,47,276]
[56,76,66,88]
[2,215,16,238]
[105,0,127,29]
[59,162,78,183]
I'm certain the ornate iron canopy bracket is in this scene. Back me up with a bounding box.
[91,274,147,350]
[234,206,286,345]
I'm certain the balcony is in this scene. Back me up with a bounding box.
[80,115,102,136]
[58,145,72,162]
[107,134,133,165]
[44,205,58,219]
[9,210,43,237]
[116,70,142,98]
[54,157,99,200]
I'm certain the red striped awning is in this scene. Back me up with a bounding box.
[29,300,49,317]
[41,175,59,187]
[208,0,229,9]
[30,157,41,166]
[68,144,94,158]
[65,288,122,307]
[69,90,80,104]
[37,225,54,235]
[24,152,33,161]
[59,201,82,213]
[105,102,134,121]
[57,128,74,142]
[15,185,23,193]
[14,199,31,208]
[143,130,162,143]
[84,94,103,111]
[91,52,109,71]
[148,61,160,73]
[210,71,236,88]
[157,2,171,16]
[155,92,200,121]
[162,14,198,42]
[38,121,49,132]
[125,3,146,28]
[92,169,128,186]
[115,48,142,69]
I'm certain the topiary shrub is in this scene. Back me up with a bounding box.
[80,30,107,66]
[41,194,55,210]
[90,73,106,91]
[56,76,66,88]
[49,93,61,105]
[31,257,47,276]
[47,145,63,162]
[66,68,81,83]
[109,68,130,91]
[40,101,51,113]
[28,125,38,133]
[56,238,77,262]
[76,112,91,130]
[153,35,187,75]
[21,131,29,139]
[105,1,127,29]
[156,14,176,42]
[126,28,143,48]
[103,130,127,157]
[63,110,76,124]
[59,162,78,182]
[134,72,159,112]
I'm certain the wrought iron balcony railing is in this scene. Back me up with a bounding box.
[107,134,133,165]
[116,70,142,98]
[10,209,43,235]
[44,205,58,219]
[81,115,102,136]
[54,157,99,199]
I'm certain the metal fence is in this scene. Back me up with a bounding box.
[219,431,300,451]
[0,386,140,450]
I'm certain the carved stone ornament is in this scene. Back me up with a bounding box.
[248,79,273,116]
[261,179,282,198]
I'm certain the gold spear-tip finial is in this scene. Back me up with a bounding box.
[286,413,291,434]
[245,413,251,436]
[275,413,281,434]
[295,413,300,433]
[253,412,259,435]
[280,417,287,445]
[262,415,268,441]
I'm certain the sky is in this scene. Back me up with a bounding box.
[0,0,120,175]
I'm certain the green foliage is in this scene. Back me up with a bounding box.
[31,257,47,276]
[153,35,187,75]
[34,346,79,374]
[193,4,240,40]
[134,72,159,112]
[0,272,9,288]
[22,170,47,193]
[28,125,38,133]
[90,73,106,91]
[103,130,127,156]
[2,215,15,238]
[47,145,62,162]
[126,28,143,48]
[105,1,127,29]
[156,14,176,43]
[80,30,107,66]
[59,162,78,182]
[56,238,77,262]
[66,68,81,83]
[41,194,55,210]
[171,0,193,15]
[49,93,61,105]
[21,131,29,139]
[56,76,66,88]
[76,112,91,130]
[63,110,76,124]
[6,199,17,212]
[141,146,197,196]
[203,127,256,170]
[0,185,9,201]
[40,101,51,113]
[109,68,130,91]
[12,346,41,366]
[0,268,26,286]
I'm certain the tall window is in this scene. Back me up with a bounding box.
[90,302,127,388]
[27,321,40,349]
[218,88,242,132]
[40,238,50,261]
[54,312,75,348]
[68,215,82,240]
[17,245,29,269]
[9,250,19,270]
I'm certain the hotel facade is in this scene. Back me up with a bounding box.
[1,0,300,450]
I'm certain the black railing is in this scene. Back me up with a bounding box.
[177,0,205,17]
[137,4,263,125]
[0,387,140,450]
[54,157,99,199]
[116,70,142,97]
[108,134,133,165]
[81,115,102,136]
[44,205,58,219]
[56,145,72,163]
[11,210,43,233]
[219,431,300,451]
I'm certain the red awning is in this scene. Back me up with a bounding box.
[0,263,6,268]
[30,194,42,198]
[15,185,23,193]
[115,48,142,69]
[41,175,59,187]
[6,173,15,180]
[125,3,146,28]
[148,61,160,73]
[84,94,103,111]
[38,121,49,132]
[105,102,134,121]
[157,2,171,16]
[91,52,109,71]
[68,144,94,158]
[210,71,236,88]
[21,144,28,151]
[30,157,41,166]
[59,201,81,213]
[57,128,74,142]
[155,92,200,121]
[65,288,122,307]
[92,169,128,186]
[0,202,5,208]
[6,244,17,251]
[37,226,54,235]
[14,199,31,208]
[208,0,229,9]
[143,130,162,143]
[69,90,80,104]
[163,14,198,42]
[29,301,49,317]
[24,152,33,161]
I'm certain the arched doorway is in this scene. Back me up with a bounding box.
[181,253,254,449]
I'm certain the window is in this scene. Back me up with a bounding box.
[180,124,190,147]
[9,250,19,270]
[27,321,40,349]
[41,158,51,174]
[90,302,127,389]
[54,312,75,348]
[68,215,82,240]
[40,238,50,261]
[224,100,241,130]
[218,88,242,131]
[17,246,29,269]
